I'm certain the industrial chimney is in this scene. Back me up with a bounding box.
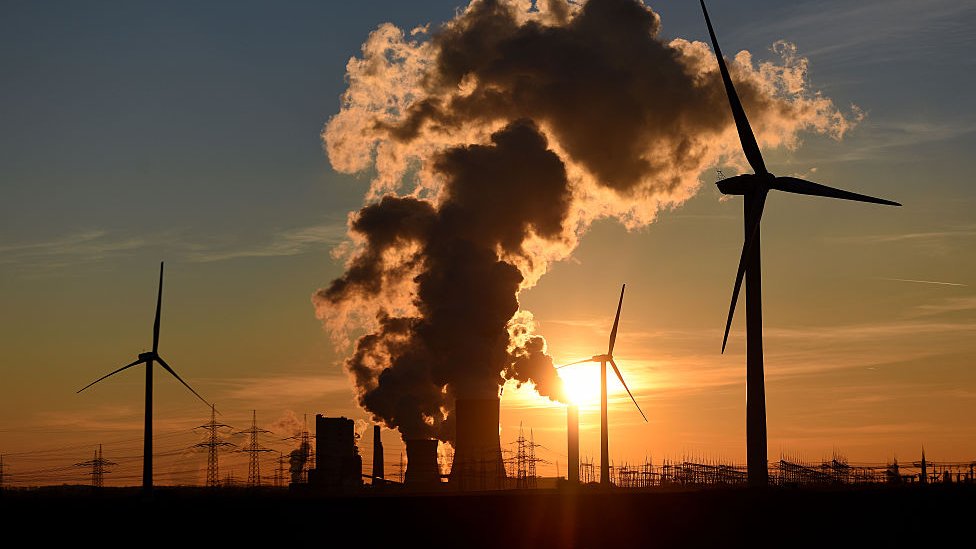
[449,397,506,490]
[404,438,441,486]
[567,404,579,485]
[372,424,384,486]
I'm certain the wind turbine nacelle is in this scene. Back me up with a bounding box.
[716,173,771,195]
[138,352,154,360]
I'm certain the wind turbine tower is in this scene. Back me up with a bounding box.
[558,284,647,487]
[698,0,900,486]
[77,262,212,495]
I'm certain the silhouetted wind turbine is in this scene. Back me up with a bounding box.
[558,284,647,487]
[698,0,901,486]
[78,262,211,495]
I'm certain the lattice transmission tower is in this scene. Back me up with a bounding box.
[283,413,315,483]
[194,403,235,487]
[75,444,116,488]
[237,410,273,487]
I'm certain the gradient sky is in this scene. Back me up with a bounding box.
[2,0,975,486]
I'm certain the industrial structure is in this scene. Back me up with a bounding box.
[74,445,115,488]
[309,415,362,489]
[448,397,506,490]
[238,410,273,487]
[567,404,579,486]
[371,425,384,485]
[403,438,441,486]
[194,404,234,488]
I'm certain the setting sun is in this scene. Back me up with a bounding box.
[558,363,602,407]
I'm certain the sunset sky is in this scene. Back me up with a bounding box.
[2,0,975,486]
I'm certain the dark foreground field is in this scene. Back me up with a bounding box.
[3,484,973,547]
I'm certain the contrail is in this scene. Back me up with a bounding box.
[878,277,967,287]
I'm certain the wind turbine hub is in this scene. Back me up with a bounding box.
[715,172,773,196]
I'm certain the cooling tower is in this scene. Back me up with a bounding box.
[404,438,441,486]
[567,404,579,485]
[449,397,506,490]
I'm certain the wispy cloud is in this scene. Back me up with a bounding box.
[205,373,354,406]
[803,120,976,163]
[828,225,976,255]
[877,277,967,287]
[0,220,349,273]
[184,221,347,263]
[847,229,976,244]
[736,0,976,67]
[0,230,146,270]
[913,296,976,317]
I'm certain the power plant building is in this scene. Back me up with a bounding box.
[309,415,362,489]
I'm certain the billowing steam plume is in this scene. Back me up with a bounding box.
[315,0,858,442]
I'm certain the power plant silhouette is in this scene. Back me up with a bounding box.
[41,0,964,506]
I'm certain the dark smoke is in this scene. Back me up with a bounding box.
[394,0,727,192]
[320,120,571,441]
[318,0,858,443]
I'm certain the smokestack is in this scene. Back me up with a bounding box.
[404,438,441,486]
[372,424,384,485]
[450,397,506,490]
[567,404,579,485]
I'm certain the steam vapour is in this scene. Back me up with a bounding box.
[315,0,858,442]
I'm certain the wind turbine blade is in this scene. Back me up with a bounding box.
[608,284,626,355]
[77,358,146,393]
[153,262,164,354]
[556,358,595,369]
[154,355,211,408]
[609,358,647,423]
[699,0,767,175]
[722,192,767,353]
[771,177,901,206]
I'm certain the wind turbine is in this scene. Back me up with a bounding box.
[78,262,211,494]
[559,284,647,487]
[698,0,901,486]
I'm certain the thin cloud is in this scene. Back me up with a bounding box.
[805,120,976,164]
[877,277,967,287]
[913,296,976,317]
[205,373,354,405]
[185,221,347,263]
[734,0,976,67]
[828,226,976,254]
[0,220,348,272]
[0,230,146,270]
